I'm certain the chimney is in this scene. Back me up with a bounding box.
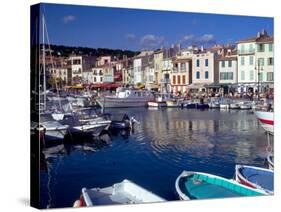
[200,45,204,52]
[261,29,268,36]
[257,31,261,38]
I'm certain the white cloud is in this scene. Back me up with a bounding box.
[125,33,137,41]
[181,34,194,43]
[62,15,76,24]
[197,34,215,42]
[140,34,164,49]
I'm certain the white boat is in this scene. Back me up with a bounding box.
[147,101,166,107]
[239,102,252,110]
[255,111,274,134]
[97,87,155,108]
[73,179,165,207]
[208,102,220,109]
[220,103,229,109]
[39,121,69,141]
[229,103,240,109]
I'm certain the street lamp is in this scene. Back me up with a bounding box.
[255,61,264,100]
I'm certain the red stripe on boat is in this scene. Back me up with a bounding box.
[237,175,256,189]
[258,118,274,125]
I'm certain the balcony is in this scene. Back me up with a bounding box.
[238,49,255,55]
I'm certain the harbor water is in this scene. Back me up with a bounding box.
[40,108,270,208]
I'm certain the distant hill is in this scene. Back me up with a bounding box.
[43,44,140,59]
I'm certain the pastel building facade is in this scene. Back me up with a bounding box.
[237,30,274,92]
[192,51,216,85]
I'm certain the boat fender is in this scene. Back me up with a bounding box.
[73,200,81,208]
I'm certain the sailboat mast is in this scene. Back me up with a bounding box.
[42,14,47,111]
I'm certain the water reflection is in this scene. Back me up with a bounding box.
[40,108,270,208]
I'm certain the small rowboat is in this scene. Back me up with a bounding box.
[73,179,165,207]
[255,111,274,134]
[267,154,274,170]
[175,171,266,200]
[235,165,273,194]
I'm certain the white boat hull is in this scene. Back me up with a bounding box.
[79,179,165,206]
[147,101,166,107]
[255,111,274,134]
[97,97,154,108]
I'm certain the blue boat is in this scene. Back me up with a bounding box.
[175,171,266,200]
[235,165,274,194]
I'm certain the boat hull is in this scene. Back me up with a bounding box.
[76,179,165,206]
[235,165,273,194]
[175,171,266,200]
[147,101,166,107]
[255,111,274,134]
[97,97,154,108]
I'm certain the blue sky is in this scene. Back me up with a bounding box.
[39,3,273,51]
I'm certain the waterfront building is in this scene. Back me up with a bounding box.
[237,30,274,94]
[218,48,238,85]
[161,44,181,93]
[66,55,96,85]
[133,51,154,85]
[154,49,164,85]
[95,56,113,83]
[192,48,216,90]
[121,57,134,85]
[49,67,68,86]
[170,48,193,94]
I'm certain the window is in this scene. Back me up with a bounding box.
[205,59,208,67]
[249,70,254,80]
[258,58,264,66]
[228,60,232,67]
[241,57,245,65]
[181,63,186,71]
[100,77,103,82]
[249,44,254,52]
[241,44,245,53]
[241,70,245,80]
[196,59,200,67]
[268,57,274,65]
[268,44,273,52]
[221,61,225,67]
[94,77,96,82]
[257,44,264,52]
[173,75,176,84]
[177,75,181,84]
[205,71,209,79]
[220,72,233,80]
[196,71,200,79]
[249,56,254,65]
[182,75,186,84]
[267,72,273,81]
